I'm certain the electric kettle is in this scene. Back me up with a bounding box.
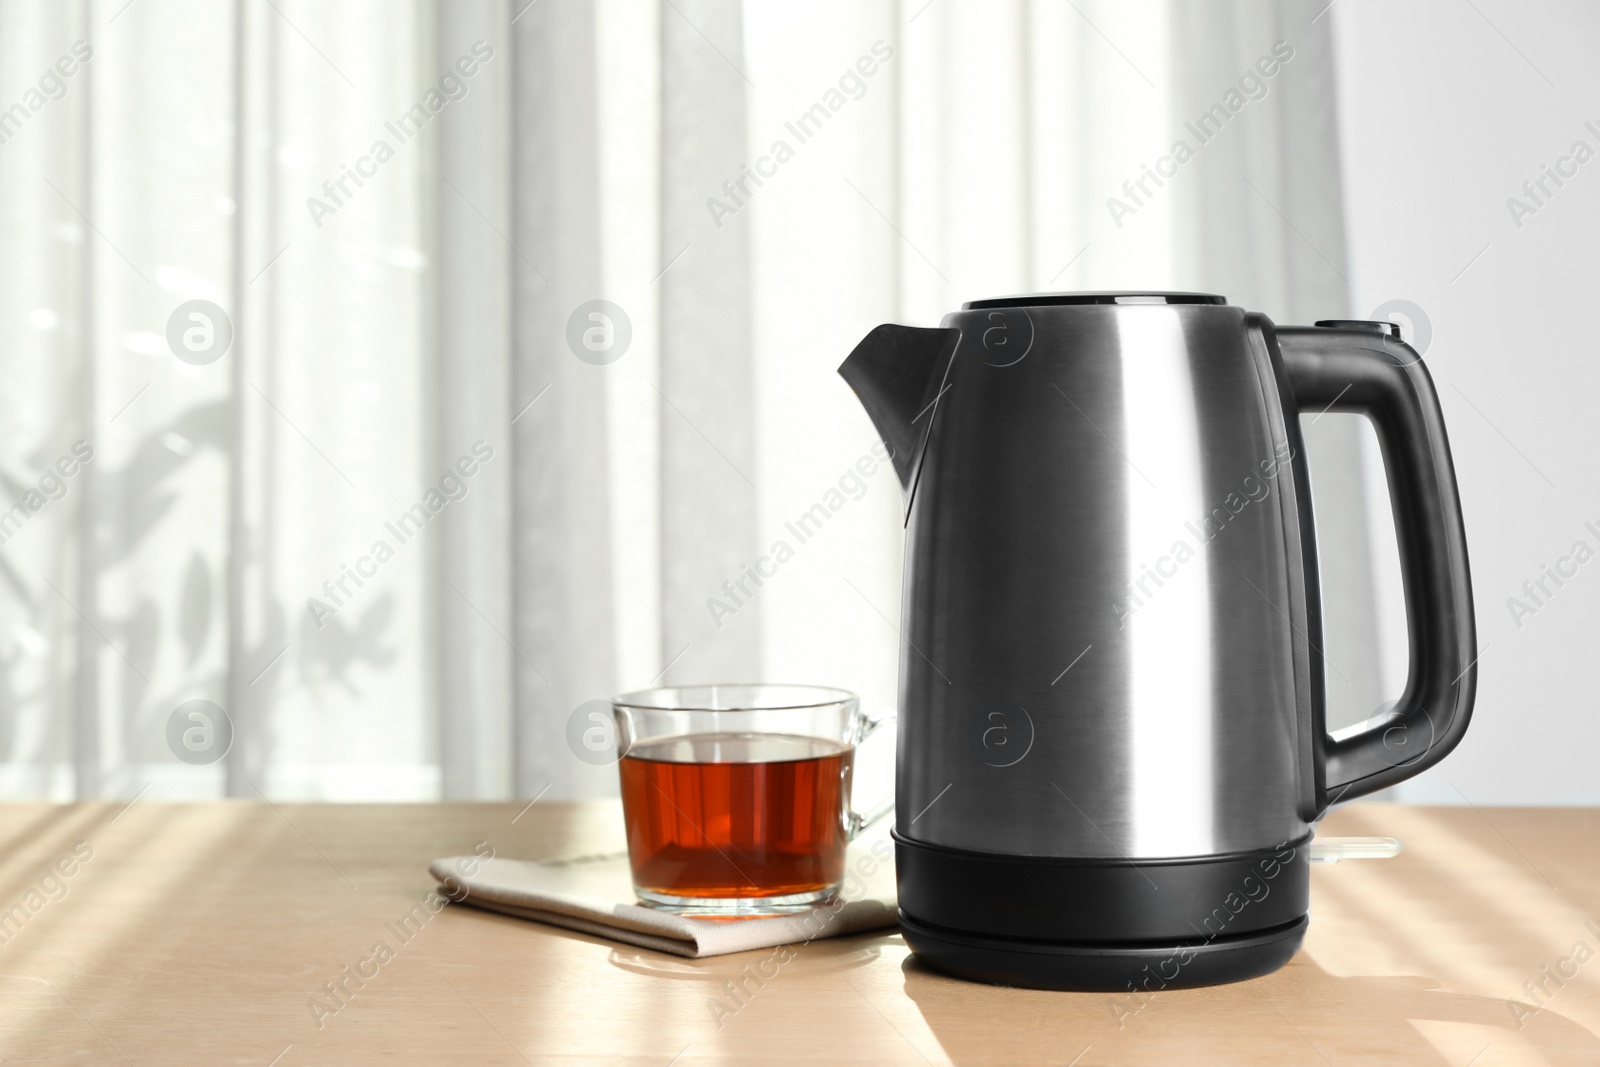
[839,292,1475,990]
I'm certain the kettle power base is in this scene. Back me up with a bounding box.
[898,911,1308,992]
[892,831,1312,991]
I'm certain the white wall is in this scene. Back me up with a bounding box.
[1332,0,1600,803]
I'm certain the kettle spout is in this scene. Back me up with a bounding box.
[838,324,960,492]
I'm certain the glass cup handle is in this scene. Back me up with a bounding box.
[847,715,896,839]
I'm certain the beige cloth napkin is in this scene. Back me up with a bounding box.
[430,832,898,958]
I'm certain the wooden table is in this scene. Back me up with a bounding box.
[0,801,1595,1065]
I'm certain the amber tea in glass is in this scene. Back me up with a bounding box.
[612,685,888,914]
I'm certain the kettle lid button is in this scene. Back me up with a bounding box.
[1314,318,1402,339]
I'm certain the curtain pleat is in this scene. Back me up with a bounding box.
[658,0,762,688]
[509,0,620,799]
[225,0,281,798]
[435,0,513,800]
[65,0,98,798]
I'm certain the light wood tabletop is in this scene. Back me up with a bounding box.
[0,800,1595,1065]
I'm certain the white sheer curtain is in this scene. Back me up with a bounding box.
[0,0,1380,801]
[1,0,437,800]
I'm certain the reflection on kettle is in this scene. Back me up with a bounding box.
[840,293,1477,990]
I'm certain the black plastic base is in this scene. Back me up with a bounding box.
[894,831,1312,990]
[900,911,1308,991]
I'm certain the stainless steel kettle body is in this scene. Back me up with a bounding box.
[839,293,1476,990]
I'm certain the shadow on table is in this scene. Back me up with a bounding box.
[608,939,882,981]
[900,954,1600,1066]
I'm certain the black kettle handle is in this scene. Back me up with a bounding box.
[1276,322,1477,807]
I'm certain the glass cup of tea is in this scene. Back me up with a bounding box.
[611,684,891,915]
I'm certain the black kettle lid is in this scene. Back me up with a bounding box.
[963,292,1227,309]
